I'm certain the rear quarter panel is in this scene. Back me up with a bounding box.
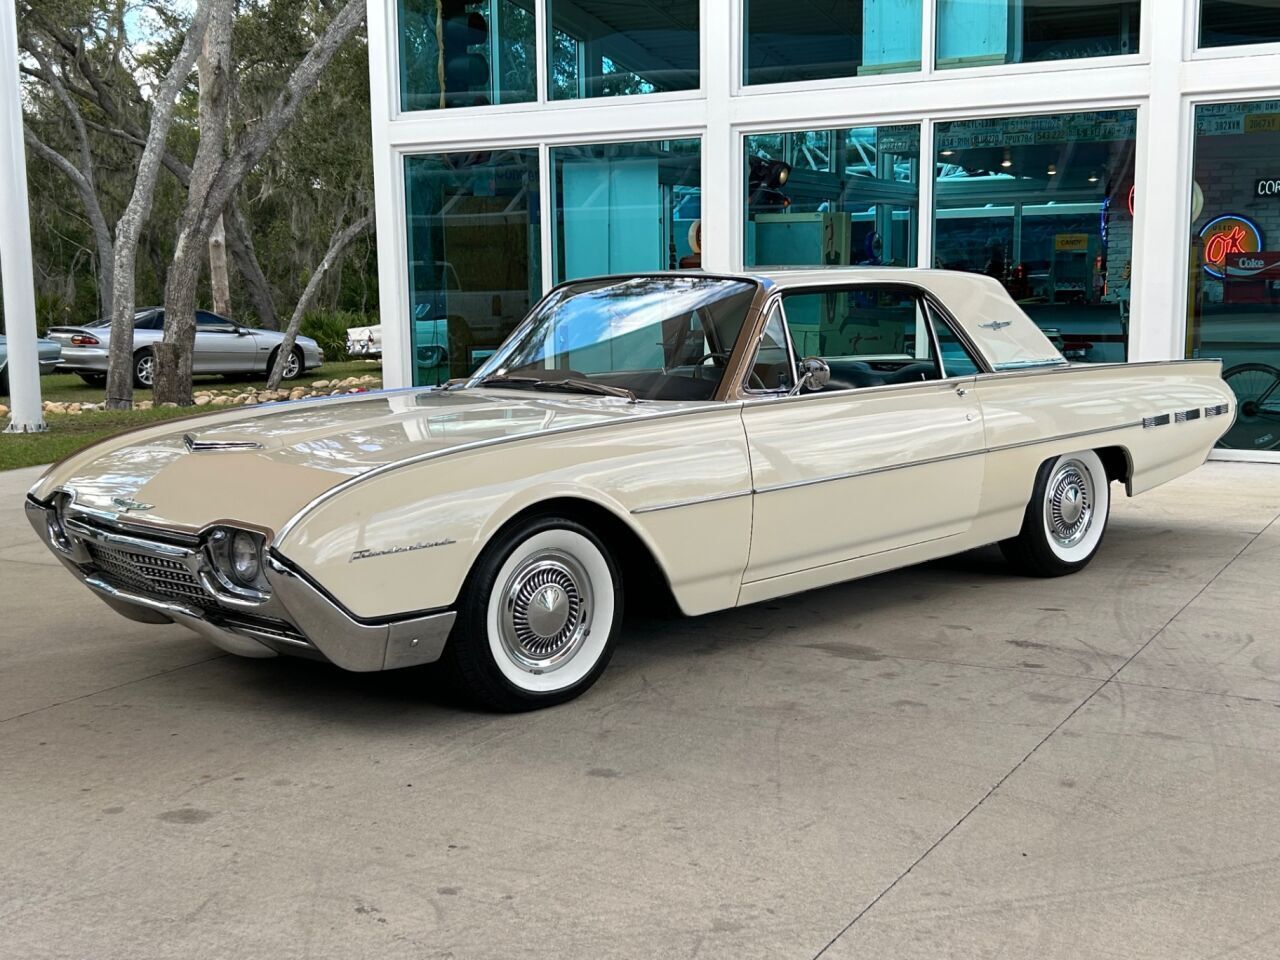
[274,407,754,619]
[974,360,1233,542]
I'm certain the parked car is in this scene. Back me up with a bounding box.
[27,270,1234,711]
[0,334,63,395]
[46,308,324,387]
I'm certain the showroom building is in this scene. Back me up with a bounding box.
[366,0,1280,458]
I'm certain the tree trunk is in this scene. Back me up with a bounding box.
[154,0,234,407]
[155,0,365,405]
[225,201,278,329]
[103,1,212,410]
[267,213,372,391]
[208,214,231,316]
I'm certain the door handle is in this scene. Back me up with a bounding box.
[955,385,970,398]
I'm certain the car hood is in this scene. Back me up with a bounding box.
[33,388,710,533]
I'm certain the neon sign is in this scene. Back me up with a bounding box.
[1200,214,1265,278]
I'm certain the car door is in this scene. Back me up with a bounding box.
[741,283,987,586]
[195,311,256,372]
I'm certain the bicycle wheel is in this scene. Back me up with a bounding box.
[1222,362,1280,450]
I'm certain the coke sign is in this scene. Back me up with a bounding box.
[1200,214,1265,278]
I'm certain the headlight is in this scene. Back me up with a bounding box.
[230,531,261,585]
[206,527,269,596]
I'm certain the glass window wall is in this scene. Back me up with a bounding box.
[744,124,920,269]
[400,0,536,111]
[1187,101,1280,451]
[933,110,1137,363]
[404,150,542,385]
[551,139,701,283]
[936,0,1139,70]
[548,0,698,99]
[1201,1,1280,48]
[744,0,922,86]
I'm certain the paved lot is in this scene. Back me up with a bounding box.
[2,461,1279,960]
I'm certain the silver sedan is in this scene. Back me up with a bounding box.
[48,308,324,387]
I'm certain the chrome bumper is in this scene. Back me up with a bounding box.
[25,497,456,672]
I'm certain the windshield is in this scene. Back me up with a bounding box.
[467,276,758,401]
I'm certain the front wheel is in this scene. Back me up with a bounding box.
[444,516,622,711]
[1000,450,1111,577]
[271,346,303,381]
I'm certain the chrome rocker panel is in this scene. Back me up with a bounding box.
[25,497,456,672]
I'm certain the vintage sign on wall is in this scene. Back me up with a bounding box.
[1200,214,1265,278]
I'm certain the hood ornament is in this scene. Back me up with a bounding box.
[184,433,264,452]
[111,496,154,513]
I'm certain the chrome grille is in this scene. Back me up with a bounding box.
[85,541,211,608]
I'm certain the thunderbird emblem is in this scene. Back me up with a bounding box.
[111,496,154,513]
[979,320,1012,330]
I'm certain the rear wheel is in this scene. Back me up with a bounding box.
[1000,450,1110,577]
[132,349,155,388]
[443,516,622,711]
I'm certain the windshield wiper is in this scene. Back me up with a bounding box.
[468,375,542,389]
[536,378,638,403]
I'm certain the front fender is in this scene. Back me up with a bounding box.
[273,408,754,619]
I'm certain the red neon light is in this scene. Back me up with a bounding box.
[1128,185,1136,217]
[1205,225,1250,268]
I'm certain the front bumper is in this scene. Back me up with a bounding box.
[25,496,455,672]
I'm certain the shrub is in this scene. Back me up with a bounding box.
[299,310,371,364]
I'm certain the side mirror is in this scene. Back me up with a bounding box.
[789,357,831,396]
[236,327,250,336]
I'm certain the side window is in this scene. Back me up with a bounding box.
[781,286,940,390]
[196,311,230,328]
[927,303,983,378]
[747,305,795,393]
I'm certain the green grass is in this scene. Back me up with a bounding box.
[0,360,382,472]
[0,407,205,472]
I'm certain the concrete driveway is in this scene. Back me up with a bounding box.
[2,461,1279,960]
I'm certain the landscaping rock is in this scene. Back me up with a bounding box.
[311,380,330,388]
[195,396,211,406]
[160,401,178,408]
[0,405,9,418]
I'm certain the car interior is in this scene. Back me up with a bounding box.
[750,285,984,393]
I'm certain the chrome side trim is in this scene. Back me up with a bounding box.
[753,421,1145,496]
[1205,403,1230,418]
[274,402,745,546]
[630,490,754,515]
[755,449,983,495]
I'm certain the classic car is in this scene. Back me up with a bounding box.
[26,270,1235,711]
[0,334,63,395]
[47,308,324,387]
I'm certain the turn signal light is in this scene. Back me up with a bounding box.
[70,334,100,345]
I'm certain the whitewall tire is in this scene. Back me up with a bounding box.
[446,516,622,711]
[1000,450,1111,577]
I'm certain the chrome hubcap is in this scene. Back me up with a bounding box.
[499,552,592,673]
[137,357,153,385]
[284,353,299,377]
[1045,460,1094,548]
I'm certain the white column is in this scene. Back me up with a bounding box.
[1129,4,1188,362]
[365,0,412,388]
[0,0,47,432]
[698,0,732,271]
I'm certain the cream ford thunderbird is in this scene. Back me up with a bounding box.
[27,271,1235,710]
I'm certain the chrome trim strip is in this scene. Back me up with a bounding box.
[630,490,753,515]
[274,402,745,545]
[62,515,193,558]
[1143,414,1172,428]
[754,449,983,495]
[753,421,1146,496]
[1205,403,1230,418]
